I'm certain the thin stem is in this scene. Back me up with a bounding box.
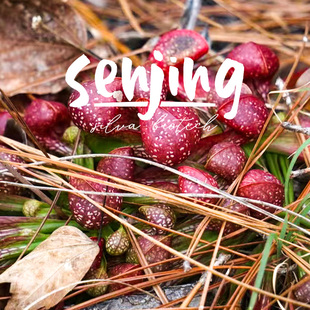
[282,122,310,135]
[180,0,201,30]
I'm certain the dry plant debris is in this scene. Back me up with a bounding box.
[0,0,309,309]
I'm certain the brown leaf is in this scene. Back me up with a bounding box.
[0,0,87,96]
[0,226,99,310]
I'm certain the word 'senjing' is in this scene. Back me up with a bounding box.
[66,51,244,121]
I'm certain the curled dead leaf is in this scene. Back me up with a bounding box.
[0,226,99,310]
[0,0,87,96]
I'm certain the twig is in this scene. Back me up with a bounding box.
[180,253,231,308]
[291,167,310,178]
[282,122,310,135]
[180,0,201,30]
[171,0,224,29]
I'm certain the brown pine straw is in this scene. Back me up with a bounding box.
[1,141,310,308]
[209,266,232,310]
[2,150,286,256]
[199,224,226,309]
[0,149,283,237]
[0,142,259,210]
[179,223,226,308]
[69,0,141,66]
[1,1,310,308]
[67,268,240,310]
[2,141,310,240]
[181,221,226,306]
[1,140,309,228]
[67,257,257,300]
[126,227,169,304]
[227,244,276,309]
[117,0,153,36]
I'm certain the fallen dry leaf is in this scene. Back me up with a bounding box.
[0,226,99,310]
[0,0,87,96]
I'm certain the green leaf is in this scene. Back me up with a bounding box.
[85,132,142,155]
[279,155,294,204]
[265,152,282,181]
[86,134,127,154]
[243,143,266,168]
[100,224,115,241]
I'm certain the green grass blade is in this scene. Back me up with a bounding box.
[284,138,310,206]
[248,233,276,310]
[277,214,288,257]
[279,155,294,204]
[265,153,280,180]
